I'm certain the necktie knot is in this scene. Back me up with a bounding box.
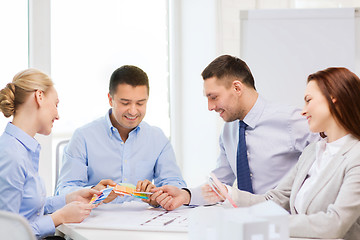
[239,120,247,129]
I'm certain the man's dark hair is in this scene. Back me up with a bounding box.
[201,55,256,90]
[109,65,149,95]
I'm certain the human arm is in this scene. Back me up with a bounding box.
[202,149,301,208]
[50,201,97,227]
[152,139,186,189]
[43,182,103,234]
[150,185,191,211]
[49,183,102,227]
[230,155,298,208]
[210,128,237,186]
[0,151,60,238]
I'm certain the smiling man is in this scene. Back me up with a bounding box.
[199,55,314,195]
[150,55,319,210]
[56,65,186,205]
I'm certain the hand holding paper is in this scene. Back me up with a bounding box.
[92,179,118,203]
[66,188,101,204]
[114,183,153,199]
[90,182,154,204]
[89,187,115,204]
[136,179,159,207]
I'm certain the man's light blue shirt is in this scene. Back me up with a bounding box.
[190,95,319,205]
[56,109,186,203]
[0,123,66,239]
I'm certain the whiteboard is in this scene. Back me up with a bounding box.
[240,8,359,108]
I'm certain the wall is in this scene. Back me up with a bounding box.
[169,0,221,187]
[29,0,53,196]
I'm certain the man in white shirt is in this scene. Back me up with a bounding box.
[150,55,318,210]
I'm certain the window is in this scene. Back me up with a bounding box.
[51,0,169,139]
[0,1,28,131]
[50,0,170,190]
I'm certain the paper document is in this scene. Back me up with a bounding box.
[89,183,153,204]
[70,201,192,232]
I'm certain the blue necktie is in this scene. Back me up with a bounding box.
[236,120,254,193]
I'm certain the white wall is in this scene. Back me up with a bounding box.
[29,0,53,196]
[169,0,222,187]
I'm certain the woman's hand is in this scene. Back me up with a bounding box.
[66,188,101,204]
[51,201,97,227]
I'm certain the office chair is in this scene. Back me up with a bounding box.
[54,139,70,195]
[0,210,36,240]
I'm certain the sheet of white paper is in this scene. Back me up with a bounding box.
[69,201,192,232]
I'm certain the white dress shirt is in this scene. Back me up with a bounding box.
[294,134,351,214]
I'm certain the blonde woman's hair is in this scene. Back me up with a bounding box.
[0,68,53,118]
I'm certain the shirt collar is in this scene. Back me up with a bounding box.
[105,108,141,137]
[315,137,327,160]
[242,95,266,129]
[5,122,40,153]
[316,134,353,157]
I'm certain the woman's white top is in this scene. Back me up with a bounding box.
[294,134,351,214]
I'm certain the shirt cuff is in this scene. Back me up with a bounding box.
[181,188,191,206]
[35,215,55,238]
[188,186,206,206]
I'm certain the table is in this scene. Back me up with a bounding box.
[57,224,188,240]
[56,225,314,240]
[55,202,337,240]
[57,201,190,240]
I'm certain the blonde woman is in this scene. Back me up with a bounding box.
[0,69,100,239]
[202,67,360,239]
